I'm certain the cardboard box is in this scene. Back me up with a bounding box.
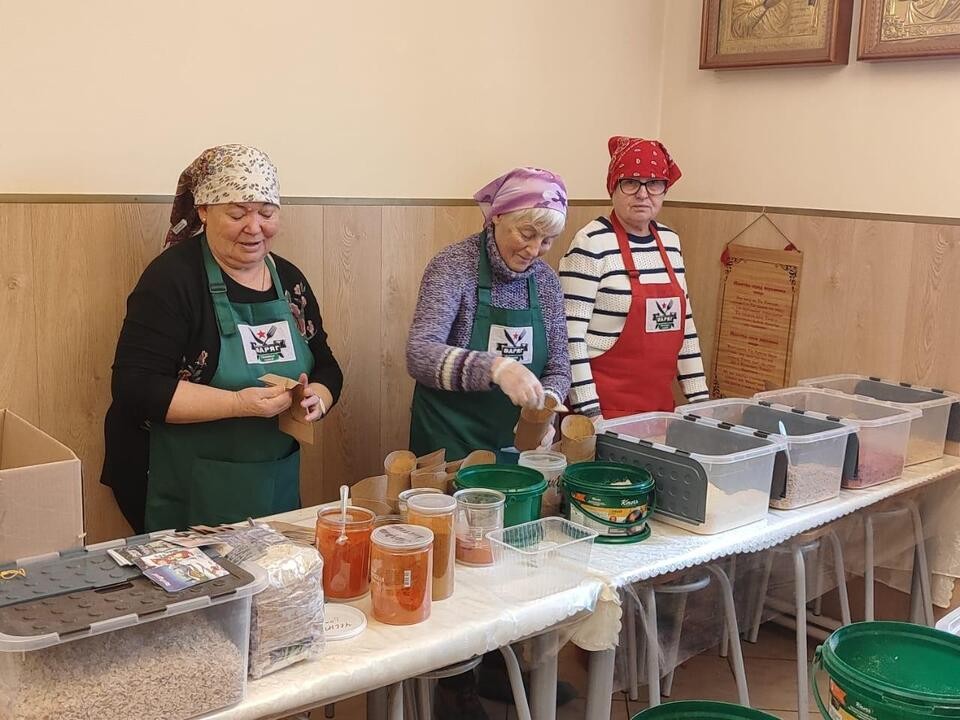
[0,409,84,563]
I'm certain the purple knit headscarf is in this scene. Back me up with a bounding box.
[473,167,568,225]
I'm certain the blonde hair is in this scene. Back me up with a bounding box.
[498,207,566,237]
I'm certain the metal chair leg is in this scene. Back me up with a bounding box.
[707,565,750,707]
[642,586,662,707]
[748,551,775,644]
[720,554,737,659]
[826,530,852,625]
[415,678,431,720]
[865,514,876,621]
[812,541,826,617]
[661,590,689,697]
[625,590,639,701]
[499,645,532,720]
[909,502,935,627]
[793,547,809,719]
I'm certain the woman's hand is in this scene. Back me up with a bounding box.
[493,358,545,409]
[538,424,557,449]
[298,373,328,422]
[234,385,292,418]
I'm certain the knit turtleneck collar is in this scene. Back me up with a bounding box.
[484,227,537,282]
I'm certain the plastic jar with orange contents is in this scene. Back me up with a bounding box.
[315,506,376,601]
[370,524,434,626]
[406,494,457,601]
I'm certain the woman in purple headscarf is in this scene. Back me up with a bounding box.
[407,167,571,463]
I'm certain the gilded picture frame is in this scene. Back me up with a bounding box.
[859,0,960,60]
[700,0,855,69]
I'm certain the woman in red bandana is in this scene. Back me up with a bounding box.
[559,137,710,425]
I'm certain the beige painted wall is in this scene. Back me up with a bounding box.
[660,0,960,218]
[0,0,664,199]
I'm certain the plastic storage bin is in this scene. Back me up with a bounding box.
[754,387,921,489]
[798,374,959,466]
[601,413,786,534]
[486,517,597,601]
[0,554,267,720]
[677,398,856,509]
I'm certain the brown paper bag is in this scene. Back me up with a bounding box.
[459,450,497,468]
[410,470,450,493]
[352,474,397,514]
[384,450,417,499]
[561,415,597,463]
[260,373,315,445]
[514,396,563,451]
[417,449,446,468]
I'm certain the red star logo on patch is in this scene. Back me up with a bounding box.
[257,330,267,340]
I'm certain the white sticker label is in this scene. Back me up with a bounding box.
[238,320,297,365]
[487,324,534,364]
[403,570,412,588]
[645,297,681,333]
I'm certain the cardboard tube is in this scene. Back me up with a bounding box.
[384,450,416,500]
[417,449,446,468]
[561,415,597,463]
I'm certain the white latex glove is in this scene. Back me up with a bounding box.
[590,414,607,433]
[492,358,545,409]
[537,424,557,449]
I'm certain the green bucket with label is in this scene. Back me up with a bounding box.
[561,462,655,544]
[812,621,960,719]
[632,701,778,718]
[454,464,547,527]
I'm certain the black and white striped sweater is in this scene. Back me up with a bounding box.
[559,217,710,416]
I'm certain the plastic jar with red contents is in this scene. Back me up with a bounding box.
[370,524,434,626]
[315,506,376,600]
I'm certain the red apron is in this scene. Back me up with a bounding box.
[590,212,686,419]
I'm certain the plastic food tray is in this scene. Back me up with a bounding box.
[798,374,960,466]
[754,387,921,489]
[677,398,857,509]
[486,517,597,601]
[600,413,786,534]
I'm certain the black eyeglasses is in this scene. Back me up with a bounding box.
[617,178,668,197]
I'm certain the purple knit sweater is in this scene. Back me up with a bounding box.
[406,231,571,402]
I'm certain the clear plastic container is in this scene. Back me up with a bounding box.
[486,517,597,601]
[518,450,568,516]
[397,487,443,521]
[677,398,856,509]
[604,413,786,534]
[0,562,267,720]
[453,488,505,566]
[407,494,457,601]
[315,506,375,600]
[798,374,959,466]
[370,524,433,626]
[754,387,921,489]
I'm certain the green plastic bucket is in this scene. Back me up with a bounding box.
[632,701,778,718]
[454,464,547,527]
[561,462,655,544]
[812,621,960,719]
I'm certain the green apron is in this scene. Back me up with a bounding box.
[409,232,548,460]
[144,236,314,531]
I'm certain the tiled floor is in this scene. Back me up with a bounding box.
[308,623,825,719]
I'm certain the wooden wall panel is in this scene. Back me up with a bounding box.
[273,205,326,507]
[30,204,168,543]
[0,205,40,424]
[3,200,959,544]
[321,207,383,499]
[901,224,960,391]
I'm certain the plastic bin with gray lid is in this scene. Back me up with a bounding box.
[0,535,268,720]
[798,374,959,466]
[677,398,858,510]
[754,386,921,489]
[598,413,786,534]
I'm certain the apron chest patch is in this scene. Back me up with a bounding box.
[645,297,681,333]
[239,321,297,364]
[488,324,534,364]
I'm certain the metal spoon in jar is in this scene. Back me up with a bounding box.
[337,484,349,545]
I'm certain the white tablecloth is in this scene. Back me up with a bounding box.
[202,511,604,720]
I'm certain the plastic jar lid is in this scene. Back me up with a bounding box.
[519,450,568,470]
[324,603,367,641]
[454,488,506,508]
[317,505,376,527]
[398,487,443,501]
[406,493,457,516]
[371,523,434,551]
